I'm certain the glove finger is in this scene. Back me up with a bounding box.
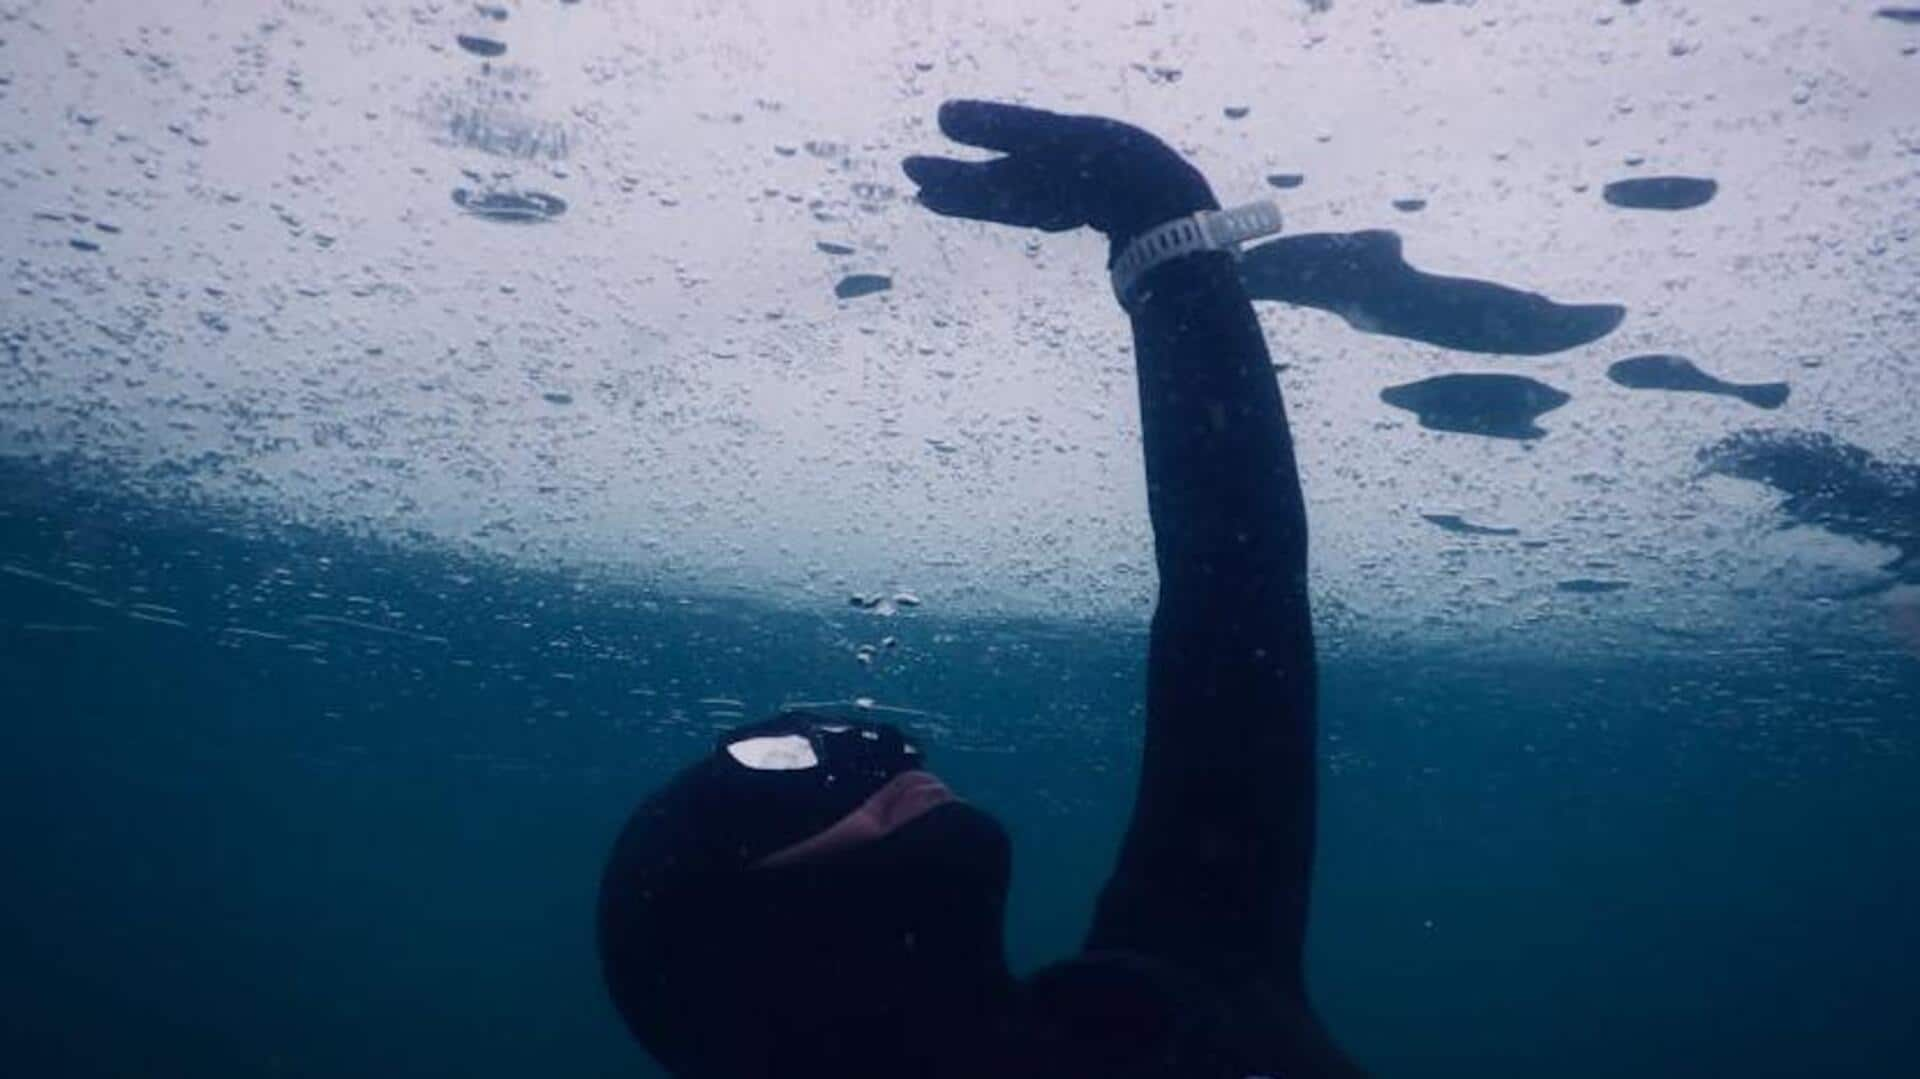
[904,156,1079,230]
[902,155,1001,218]
[901,154,973,190]
[936,99,1072,156]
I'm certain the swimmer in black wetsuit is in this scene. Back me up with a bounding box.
[597,100,1365,1078]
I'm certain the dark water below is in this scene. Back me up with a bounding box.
[3,474,1915,1078]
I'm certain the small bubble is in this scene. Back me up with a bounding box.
[452,187,567,222]
[834,273,892,300]
[456,34,507,58]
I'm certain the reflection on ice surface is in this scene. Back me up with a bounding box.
[0,0,1913,651]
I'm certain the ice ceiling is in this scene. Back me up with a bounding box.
[2,0,1916,655]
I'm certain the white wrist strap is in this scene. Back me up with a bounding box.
[1109,200,1285,305]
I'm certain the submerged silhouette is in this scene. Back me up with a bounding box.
[1700,429,1920,592]
[1381,373,1571,440]
[1607,354,1789,409]
[1239,231,1623,356]
[601,99,1367,1079]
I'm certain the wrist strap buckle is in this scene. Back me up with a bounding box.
[1110,200,1284,305]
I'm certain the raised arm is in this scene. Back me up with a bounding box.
[1093,244,1317,986]
[904,101,1319,991]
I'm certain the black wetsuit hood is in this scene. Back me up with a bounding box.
[596,718,1014,1079]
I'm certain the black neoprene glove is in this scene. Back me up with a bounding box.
[901,100,1220,267]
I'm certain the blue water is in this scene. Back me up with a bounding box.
[3,472,1916,1077]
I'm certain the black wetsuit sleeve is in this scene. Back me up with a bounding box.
[1085,249,1319,995]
